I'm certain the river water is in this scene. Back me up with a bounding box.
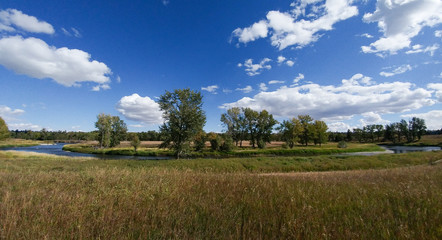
[1,143,170,160]
[1,143,440,159]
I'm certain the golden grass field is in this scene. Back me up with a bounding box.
[0,148,441,239]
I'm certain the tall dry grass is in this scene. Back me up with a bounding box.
[0,151,441,239]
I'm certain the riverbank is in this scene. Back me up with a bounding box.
[0,139,47,148]
[62,142,385,159]
[1,150,441,239]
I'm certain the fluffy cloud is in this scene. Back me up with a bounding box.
[259,83,268,91]
[238,58,271,76]
[0,36,112,90]
[221,74,435,120]
[7,122,41,131]
[232,20,268,43]
[436,30,442,38]
[116,94,163,124]
[269,80,285,84]
[359,112,390,126]
[286,60,295,67]
[405,44,439,56]
[277,56,286,63]
[327,121,352,132]
[428,83,442,102]
[0,9,54,34]
[232,0,358,50]
[201,85,219,94]
[380,64,412,77]
[401,110,442,130]
[236,85,253,93]
[293,73,305,83]
[0,105,25,121]
[362,0,442,55]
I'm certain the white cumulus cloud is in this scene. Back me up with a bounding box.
[220,74,435,120]
[380,64,413,77]
[259,83,268,91]
[238,58,272,76]
[401,110,442,130]
[236,85,253,93]
[0,105,25,122]
[362,0,442,56]
[232,0,358,50]
[201,85,219,94]
[405,44,439,56]
[116,94,163,125]
[0,8,54,34]
[428,83,442,102]
[0,36,112,90]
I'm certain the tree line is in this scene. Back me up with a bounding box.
[328,117,427,143]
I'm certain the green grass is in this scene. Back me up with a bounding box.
[63,142,385,158]
[0,151,441,239]
[0,139,45,148]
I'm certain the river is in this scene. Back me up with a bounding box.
[1,143,440,159]
[1,143,170,160]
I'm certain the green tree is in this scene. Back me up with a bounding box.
[298,115,314,146]
[193,131,207,151]
[129,133,140,152]
[409,117,426,141]
[95,114,127,148]
[110,116,127,147]
[95,113,112,148]
[255,110,277,149]
[0,117,10,140]
[277,119,300,148]
[221,107,247,146]
[312,120,328,146]
[158,88,206,159]
[243,108,259,148]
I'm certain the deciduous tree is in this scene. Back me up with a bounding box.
[0,117,10,140]
[158,88,206,159]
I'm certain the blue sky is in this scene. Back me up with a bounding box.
[0,0,441,132]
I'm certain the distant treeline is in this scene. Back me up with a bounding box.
[9,130,163,142]
[8,117,437,144]
[328,117,436,143]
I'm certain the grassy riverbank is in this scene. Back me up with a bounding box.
[0,151,441,239]
[0,139,45,148]
[63,142,385,158]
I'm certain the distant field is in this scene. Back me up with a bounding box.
[0,151,441,239]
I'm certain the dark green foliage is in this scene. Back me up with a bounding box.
[158,88,206,159]
[0,117,10,140]
[193,131,207,151]
[95,114,127,148]
[337,141,347,148]
[220,135,234,152]
[129,133,140,152]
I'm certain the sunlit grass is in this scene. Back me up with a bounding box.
[0,150,441,239]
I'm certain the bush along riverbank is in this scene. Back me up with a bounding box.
[63,143,385,159]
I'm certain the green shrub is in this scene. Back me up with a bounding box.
[338,141,348,148]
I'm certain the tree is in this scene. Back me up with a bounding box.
[409,117,426,141]
[243,108,259,148]
[95,114,127,148]
[298,115,314,146]
[129,133,140,152]
[0,117,10,140]
[312,120,328,146]
[221,107,246,146]
[110,116,127,147]
[277,119,299,148]
[95,113,112,148]
[158,88,206,159]
[255,110,277,149]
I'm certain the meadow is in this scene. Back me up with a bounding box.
[0,149,441,239]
